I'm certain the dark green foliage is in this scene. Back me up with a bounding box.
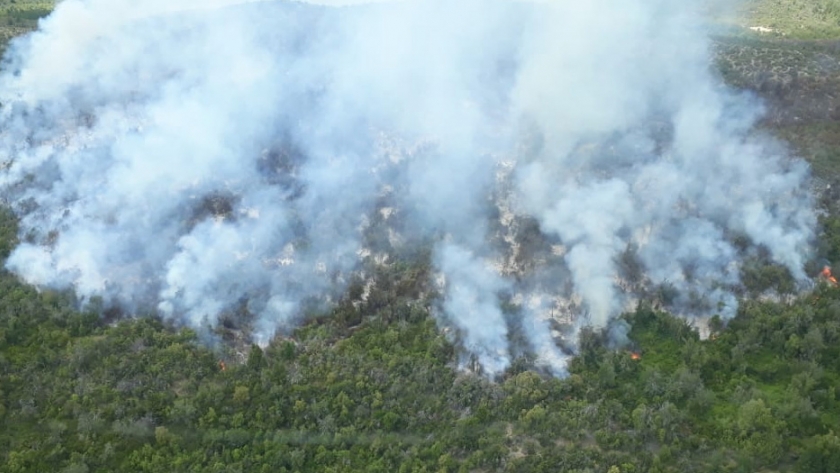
[741,257,796,296]
[820,215,840,265]
[797,432,840,473]
[1,254,840,472]
[0,207,17,260]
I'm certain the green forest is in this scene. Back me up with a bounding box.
[2,205,840,472]
[2,1,840,472]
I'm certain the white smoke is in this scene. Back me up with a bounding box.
[0,0,815,377]
[435,243,511,377]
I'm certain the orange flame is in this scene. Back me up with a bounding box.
[821,266,838,286]
[630,352,641,361]
[218,360,226,372]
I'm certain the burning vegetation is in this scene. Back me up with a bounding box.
[0,0,819,379]
[820,265,838,286]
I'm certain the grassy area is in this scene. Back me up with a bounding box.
[736,0,840,39]
[774,121,840,180]
[0,0,52,52]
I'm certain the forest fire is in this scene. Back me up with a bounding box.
[820,266,838,286]
[629,352,641,361]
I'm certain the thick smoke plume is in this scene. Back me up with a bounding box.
[0,0,815,377]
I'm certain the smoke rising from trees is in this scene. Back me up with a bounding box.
[0,0,815,376]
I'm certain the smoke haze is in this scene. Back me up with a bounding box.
[0,0,815,376]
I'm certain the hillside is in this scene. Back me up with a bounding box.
[735,0,840,39]
[711,1,840,184]
[1,208,840,472]
[1,1,840,472]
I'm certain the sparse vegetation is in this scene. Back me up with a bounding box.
[0,0,52,54]
[740,0,840,39]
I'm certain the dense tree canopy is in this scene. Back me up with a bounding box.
[1,204,840,472]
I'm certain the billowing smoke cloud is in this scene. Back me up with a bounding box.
[0,0,814,377]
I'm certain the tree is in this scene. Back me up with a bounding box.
[247,345,265,371]
[798,432,840,473]
[736,399,784,464]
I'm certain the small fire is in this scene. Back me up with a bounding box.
[630,352,641,361]
[218,360,227,372]
[821,266,838,286]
